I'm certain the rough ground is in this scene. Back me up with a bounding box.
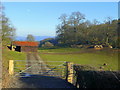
[7,52,76,88]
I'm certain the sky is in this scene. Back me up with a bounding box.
[2,0,120,2]
[3,2,118,37]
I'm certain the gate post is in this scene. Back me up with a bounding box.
[66,62,74,84]
[9,60,14,75]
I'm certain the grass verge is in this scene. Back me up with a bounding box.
[2,47,26,88]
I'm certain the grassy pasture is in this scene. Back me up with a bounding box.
[38,47,82,53]
[2,48,26,73]
[39,48,119,71]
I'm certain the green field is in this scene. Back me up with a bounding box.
[38,47,82,53]
[2,48,26,87]
[2,48,26,73]
[39,48,119,71]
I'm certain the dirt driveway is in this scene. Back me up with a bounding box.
[7,52,76,88]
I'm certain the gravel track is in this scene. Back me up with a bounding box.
[26,53,56,76]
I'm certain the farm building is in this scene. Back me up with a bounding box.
[11,41,39,52]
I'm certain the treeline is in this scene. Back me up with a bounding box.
[1,5,16,46]
[56,11,119,48]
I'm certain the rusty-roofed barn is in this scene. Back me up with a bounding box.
[11,41,39,52]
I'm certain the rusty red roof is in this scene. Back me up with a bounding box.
[12,41,39,46]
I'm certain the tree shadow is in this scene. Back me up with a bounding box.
[18,73,77,88]
[74,70,120,88]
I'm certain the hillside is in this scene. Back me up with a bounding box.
[15,36,55,41]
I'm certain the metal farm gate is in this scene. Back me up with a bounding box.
[11,60,67,79]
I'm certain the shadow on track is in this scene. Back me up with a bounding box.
[18,73,77,88]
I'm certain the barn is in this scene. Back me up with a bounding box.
[11,41,39,52]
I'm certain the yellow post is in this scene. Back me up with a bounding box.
[9,60,14,75]
[67,62,74,84]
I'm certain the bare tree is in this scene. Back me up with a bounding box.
[59,14,68,25]
[69,11,85,26]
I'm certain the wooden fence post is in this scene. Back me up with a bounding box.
[9,60,14,75]
[66,62,74,84]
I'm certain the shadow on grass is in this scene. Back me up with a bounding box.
[74,65,120,88]
[74,70,120,88]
